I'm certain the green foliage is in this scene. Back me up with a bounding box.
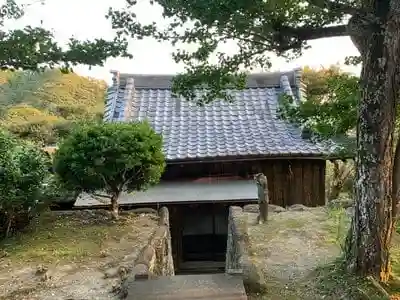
[314,258,389,299]
[0,130,49,237]
[325,161,355,200]
[108,0,359,103]
[41,175,80,209]
[279,67,359,139]
[53,121,165,200]
[277,66,400,157]
[302,66,348,97]
[0,0,131,145]
[0,70,107,145]
[277,67,358,159]
[0,71,54,108]
[277,67,360,198]
[0,1,131,72]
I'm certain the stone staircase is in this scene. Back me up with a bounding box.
[125,273,248,299]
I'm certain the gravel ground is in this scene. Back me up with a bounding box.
[244,206,349,300]
[0,210,158,300]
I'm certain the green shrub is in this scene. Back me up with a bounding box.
[54,121,165,219]
[0,130,49,237]
[41,175,81,209]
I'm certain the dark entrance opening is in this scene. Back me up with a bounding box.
[173,203,229,274]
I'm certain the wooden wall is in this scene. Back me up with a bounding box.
[163,159,326,207]
[256,160,326,207]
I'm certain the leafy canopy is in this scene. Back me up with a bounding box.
[279,66,359,139]
[53,121,166,197]
[108,0,360,104]
[279,66,400,139]
[1,0,131,71]
[0,129,49,235]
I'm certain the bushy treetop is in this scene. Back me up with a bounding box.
[53,121,166,196]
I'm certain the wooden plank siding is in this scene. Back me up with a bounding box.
[257,160,326,207]
[162,159,326,207]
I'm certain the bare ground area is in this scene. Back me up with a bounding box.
[243,206,400,300]
[0,210,158,300]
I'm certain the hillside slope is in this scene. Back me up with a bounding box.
[0,70,107,145]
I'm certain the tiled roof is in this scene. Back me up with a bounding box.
[104,69,335,161]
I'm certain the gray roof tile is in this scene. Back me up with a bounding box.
[104,70,335,161]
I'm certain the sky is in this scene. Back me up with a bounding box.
[7,0,361,84]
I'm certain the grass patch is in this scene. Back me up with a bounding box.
[281,217,308,229]
[323,207,351,247]
[392,242,400,277]
[247,207,400,299]
[313,209,400,300]
[0,210,156,265]
[313,258,388,300]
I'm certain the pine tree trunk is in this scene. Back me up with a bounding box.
[110,193,120,220]
[345,4,400,282]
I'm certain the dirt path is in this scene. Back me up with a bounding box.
[244,207,350,300]
[0,210,158,300]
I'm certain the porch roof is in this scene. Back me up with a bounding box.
[75,180,257,206]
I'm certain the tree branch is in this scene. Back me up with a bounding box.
[307,0,360,15]
[91,193,111,205]
[283,24,348,41]
[92,193,111,199]
[275,24,348,52]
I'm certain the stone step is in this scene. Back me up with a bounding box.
[126,273,248,299]
[178,260,226,274]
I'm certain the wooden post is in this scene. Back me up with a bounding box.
[254,173,269,224]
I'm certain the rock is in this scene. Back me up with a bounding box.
[328,198,354,209]
[111,281,123,295]
[130,207,158,215]
[40,271,52,282]
[99,250,108,258]
[123,253,137,263]
[118,274,136,298]
[118,265,129,280]
[346,207,354,218]
[133,264,150,280]
[269,204,286,213]
[287,204,310,211]
[104,265,130,279]
[242,263,267,294]
[35,264,48,275]
[35,265,52,281]
[104,267,119,279]
[243,204,259,213]
[243,204,286,213]
[0,249,9,258]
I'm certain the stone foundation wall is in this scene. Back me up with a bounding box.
[132,206,175,279]
[225,206,267,293]
[118,207,174,298]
